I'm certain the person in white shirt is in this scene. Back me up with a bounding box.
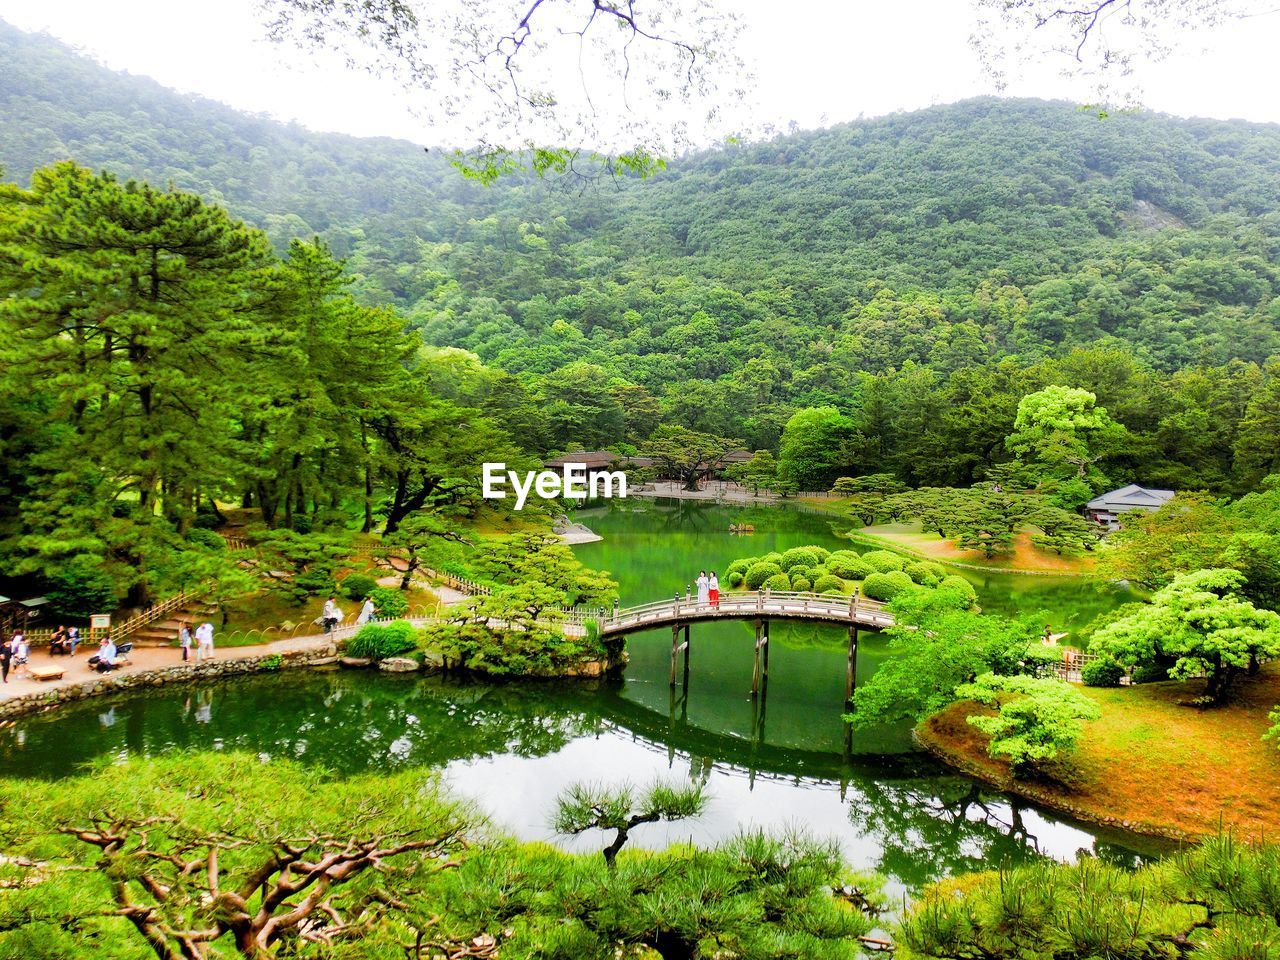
[708,572,720,608]
[12,633,28,676]
[92,637,118,673]
[195,622,215,661]
[696,570,710,605]
[322,597,343,634]
[356,596,376,625]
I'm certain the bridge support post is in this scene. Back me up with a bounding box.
[761,620,770,685]
[682,623,691,684]
[751,620,762,696]
[845,625,859,707]
[751,620,770,697]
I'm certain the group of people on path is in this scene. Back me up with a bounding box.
[320,595,378,634]
[695,570,721,607]
[0,631,29,682]
[177,622,217,662]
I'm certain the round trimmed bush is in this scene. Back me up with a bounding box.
[780,547,822,572]
[763,572,792,591]
[744,561,784,590]
[791,575,812,592]
[813,574,845,594]
[788,565,814,582]
[762,552,784,566]
[727,570,745,589]
[861,570,915,601]
[905,561,946,587]
[1082,658,1125,687]
[826,552,872,580]
[726,559,752,578]
[937,575,978,606]
[861,550,908,573]
[809,546,831,563]
[341,572,379,600]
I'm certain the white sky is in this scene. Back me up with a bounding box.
[2,0,1278,146]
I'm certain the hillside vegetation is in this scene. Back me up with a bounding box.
[2,20,1279,497]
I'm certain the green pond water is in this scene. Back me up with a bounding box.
[0,498,1161,895]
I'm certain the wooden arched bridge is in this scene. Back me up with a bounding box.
[587,590,894,703]
[398,567,897,707]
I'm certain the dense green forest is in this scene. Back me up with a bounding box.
[3,16,1280,544]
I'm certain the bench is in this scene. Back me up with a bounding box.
[27,664,64,682]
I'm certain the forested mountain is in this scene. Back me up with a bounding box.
[3,19,1280,494]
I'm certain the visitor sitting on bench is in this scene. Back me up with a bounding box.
[89,637,119,673]
[49,625,71,655]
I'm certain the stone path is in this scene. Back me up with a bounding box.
[0,633,334,708]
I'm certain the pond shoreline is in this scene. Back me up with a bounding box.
[913,723,1196,843]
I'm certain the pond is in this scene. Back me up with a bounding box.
[0,498,1161,897]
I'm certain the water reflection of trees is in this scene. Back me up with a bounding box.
[0,673,602,779]
[848,775,1155,890]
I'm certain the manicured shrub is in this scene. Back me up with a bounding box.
[187,528,226,551]
[727,570,745,589]
[905,561,946,586]
[370,586,410,619]
[791,576,812,592]
[937,575,978,606]
[340,572,379,600]
[1082,658,1125,687]
[826,552,872,580]
[861,550,907,573]
[347,620,419,660]
[763,572,792,592]
[744,561,784,590]
[808,546,831,563]
[861,570,915,601]
[788,565,814,582]
[762,552,784,566]
[295,568,336,598]
[780,547,821,572]
[813,574,845,594]
[726,559,752,578]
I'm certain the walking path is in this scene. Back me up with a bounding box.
[0,633,334,708]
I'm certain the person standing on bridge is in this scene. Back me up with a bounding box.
[708,571,720,607]
[696,570,710,606]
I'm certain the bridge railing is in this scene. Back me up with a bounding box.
[603,590,892,629]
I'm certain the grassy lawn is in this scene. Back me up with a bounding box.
[854,521,1097,575]
[917,665,1280,840]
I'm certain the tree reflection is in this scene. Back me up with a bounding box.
[0,673,602,778]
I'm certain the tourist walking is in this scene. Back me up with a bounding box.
[179,622,193,661]
[11,632,28,677]
[0,634,11,684]
[195,621,215,661]
[708,571,720,607]
[321,597,342,634]
[696,570,710,605]
[356,595,376,625]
